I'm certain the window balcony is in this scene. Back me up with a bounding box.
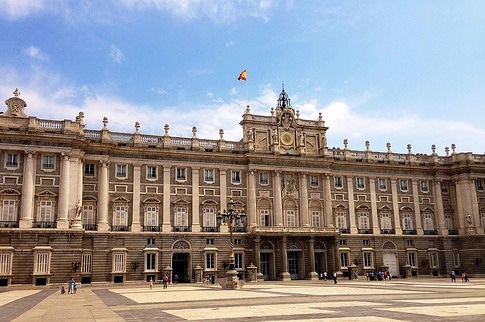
[448,229,459,235]
[143,225,161,232]
[111,225,131,232]
[201,226,220,232]
[339,228,350,234]
[380,229,395,234]
[172,226,191,232]
[83,224,98,231]
[402,229,417,235]
[33,222,57,228]
[358,229,373,234]
[233,226,247,233]
[424,230,438,235]
[0,221,19,228]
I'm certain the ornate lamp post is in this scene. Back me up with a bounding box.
[217,198,246,289]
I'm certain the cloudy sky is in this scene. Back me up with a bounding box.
[1,0,484,154]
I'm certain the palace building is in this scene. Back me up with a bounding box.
[0,87,484,286]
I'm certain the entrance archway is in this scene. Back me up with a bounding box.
[172,240,192,283]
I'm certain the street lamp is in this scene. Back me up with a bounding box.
[217,198,246,288]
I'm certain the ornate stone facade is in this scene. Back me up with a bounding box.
[0,87,484,286]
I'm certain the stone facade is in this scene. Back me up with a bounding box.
[0,87,484,286]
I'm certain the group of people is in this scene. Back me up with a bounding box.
[450,270,469,283]
[61,277,77,294]
[366,270,391,281]
[319,271,338,284]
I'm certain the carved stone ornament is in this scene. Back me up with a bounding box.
[4,88,27,117]
[282,178,298,199]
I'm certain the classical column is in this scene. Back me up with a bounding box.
[454,179,466,233]
[433,180,446,235]
[97,160,109,231]
[346,176,356,233]
[131,163,141,232]
[280,236,290,281]
[369,178,380,235]
[19,151,35,228]
[57,153,70,229]
[192,167,200,229]
[220,169,227,210]
[71,157,83,229]
[308,238,318,280]
[323,175,334,228]
[411,180,423,234]
[248,170,257,228]
[469,179,482,234]
[274,171,283,226]
[300,173,309,227]
[254,237,263,279]
[390,179,402,235]
[162,165,171,232]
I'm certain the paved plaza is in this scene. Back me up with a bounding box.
[1,278,485,321]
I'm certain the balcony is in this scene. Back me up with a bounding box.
[380,229,395,234]
[172,226,191,232]
[358,229,373,234]
[83,224,98,231]
[33,222,57,228]
[111,225,131,232]
[402,229,417,235]
[0,221,19,228]
[448,229,459,235]
[201,226,220,232]
[143,225,161,232]
[339,228,350,234]
[424,230,438,235]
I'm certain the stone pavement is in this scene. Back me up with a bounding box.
[1,278,485,321]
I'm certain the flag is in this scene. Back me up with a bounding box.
[237,69,247,81]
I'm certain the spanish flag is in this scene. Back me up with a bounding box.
[237,69,247,81]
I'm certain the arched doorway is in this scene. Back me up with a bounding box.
[260,241,275,281]
[382,241,399,277]
[172,240,192,283]
[287,240,304,280]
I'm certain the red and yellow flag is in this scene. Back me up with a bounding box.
[237,69,247,81]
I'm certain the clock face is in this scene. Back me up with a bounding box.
[280,131,294,146]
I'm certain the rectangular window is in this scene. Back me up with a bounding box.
[337,210,348,230]
[206,239,214,245]
[453,253,460,268]
[378,178,387,190]
[144,206,158,227]
[340,252,349,267]
[363,239,370,246]
[176,168,186,181]
[400,179,408,191]
[430,252,439,268]
[0,253,12,275]
[84,163,95,176]
[339,239,347,246]
[147,166,157,179]
[286,210,296,227]
[310,175,319,187]
[112,253,126,273]
[363,252,373,268]
[82,203,95,226]
[42,155,55,169]
[407,240,414,247]
[477,179,484,192]
[34,252,50,274]
[39,200,53,222]
[147,238,155,245]
[1,199,17,221]
[175,207,188,227]
[259,172,269,185]
[356,177,365,189]
[6,153,18,167]
[234,253,243,269]
[420,180,429,192]
[260,209,270,227]
[204,169,214,183]
[81,254,92,273]
[234,239,242,245]
[206,253,215,269]
[116,164,127,178]
[114,205,128,225]
[231,171,241,184]
[311,211,321,227]
[334,176,343,188]
[146,253,156,271]
[203,208,216,227]
[441,182,448,193]
[407,252,417,267]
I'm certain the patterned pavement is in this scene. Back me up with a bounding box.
[1,278,485,321]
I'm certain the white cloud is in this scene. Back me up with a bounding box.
[109,45,125,64]
[0,0,49,20]
[24,46,49,61]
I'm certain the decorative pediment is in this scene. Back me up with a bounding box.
[36,190,57,197]
[112,196,129,203]
[143,197,161,203]
[0,188,21,195]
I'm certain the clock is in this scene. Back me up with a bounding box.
[280,131,294,146]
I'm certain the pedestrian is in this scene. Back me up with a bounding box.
[450,270,456,282]
[149,277,153,289]
[68,277,74,294]
[333,271,337,284]
[174,274,178,284]
[353,270,358,280]
[464,272,469,282]
[323,271,327,281]
[73,282,78,294]
[162,274,168,289]
[60,286,66,294]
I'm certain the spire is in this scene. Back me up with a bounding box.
[277,82,291,109]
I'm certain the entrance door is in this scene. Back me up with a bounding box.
[172,253,190,283]
[288,251,300,280]
[260,253,272,281]
[383,252,398,277]
[314,252,326,275]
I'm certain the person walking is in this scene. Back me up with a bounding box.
[450,270,456,282]
[149,277,153,289]
[333,271,338,284]
[162,274,168,289]
[68,277,75,294]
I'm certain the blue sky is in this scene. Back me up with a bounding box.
[1,0,484,154]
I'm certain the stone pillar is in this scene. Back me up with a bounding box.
[307,238,318,280]
[57,153,70,229]
[369,178,380,235]
[246,263,258,282]
[131,163,141,232]
[220,169,227,210]
[411,180,423,234]
[71,157,83,229]
[194,265,203,283]
[20,151,35,228]
[469,179,482,234]
[433,180,446,235]
[300,173,309,227]
[347,176,356,233]
[274,172,283,226]
[390,178,402,235]
[280,237,290,281]
[254,237,263,280]
[97,160,109,231]
[192,167,200,229]
[162,165,171,232]
[323,175,334,228]
[248,170,257,228]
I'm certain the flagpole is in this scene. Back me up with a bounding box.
[245,70,248,109]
